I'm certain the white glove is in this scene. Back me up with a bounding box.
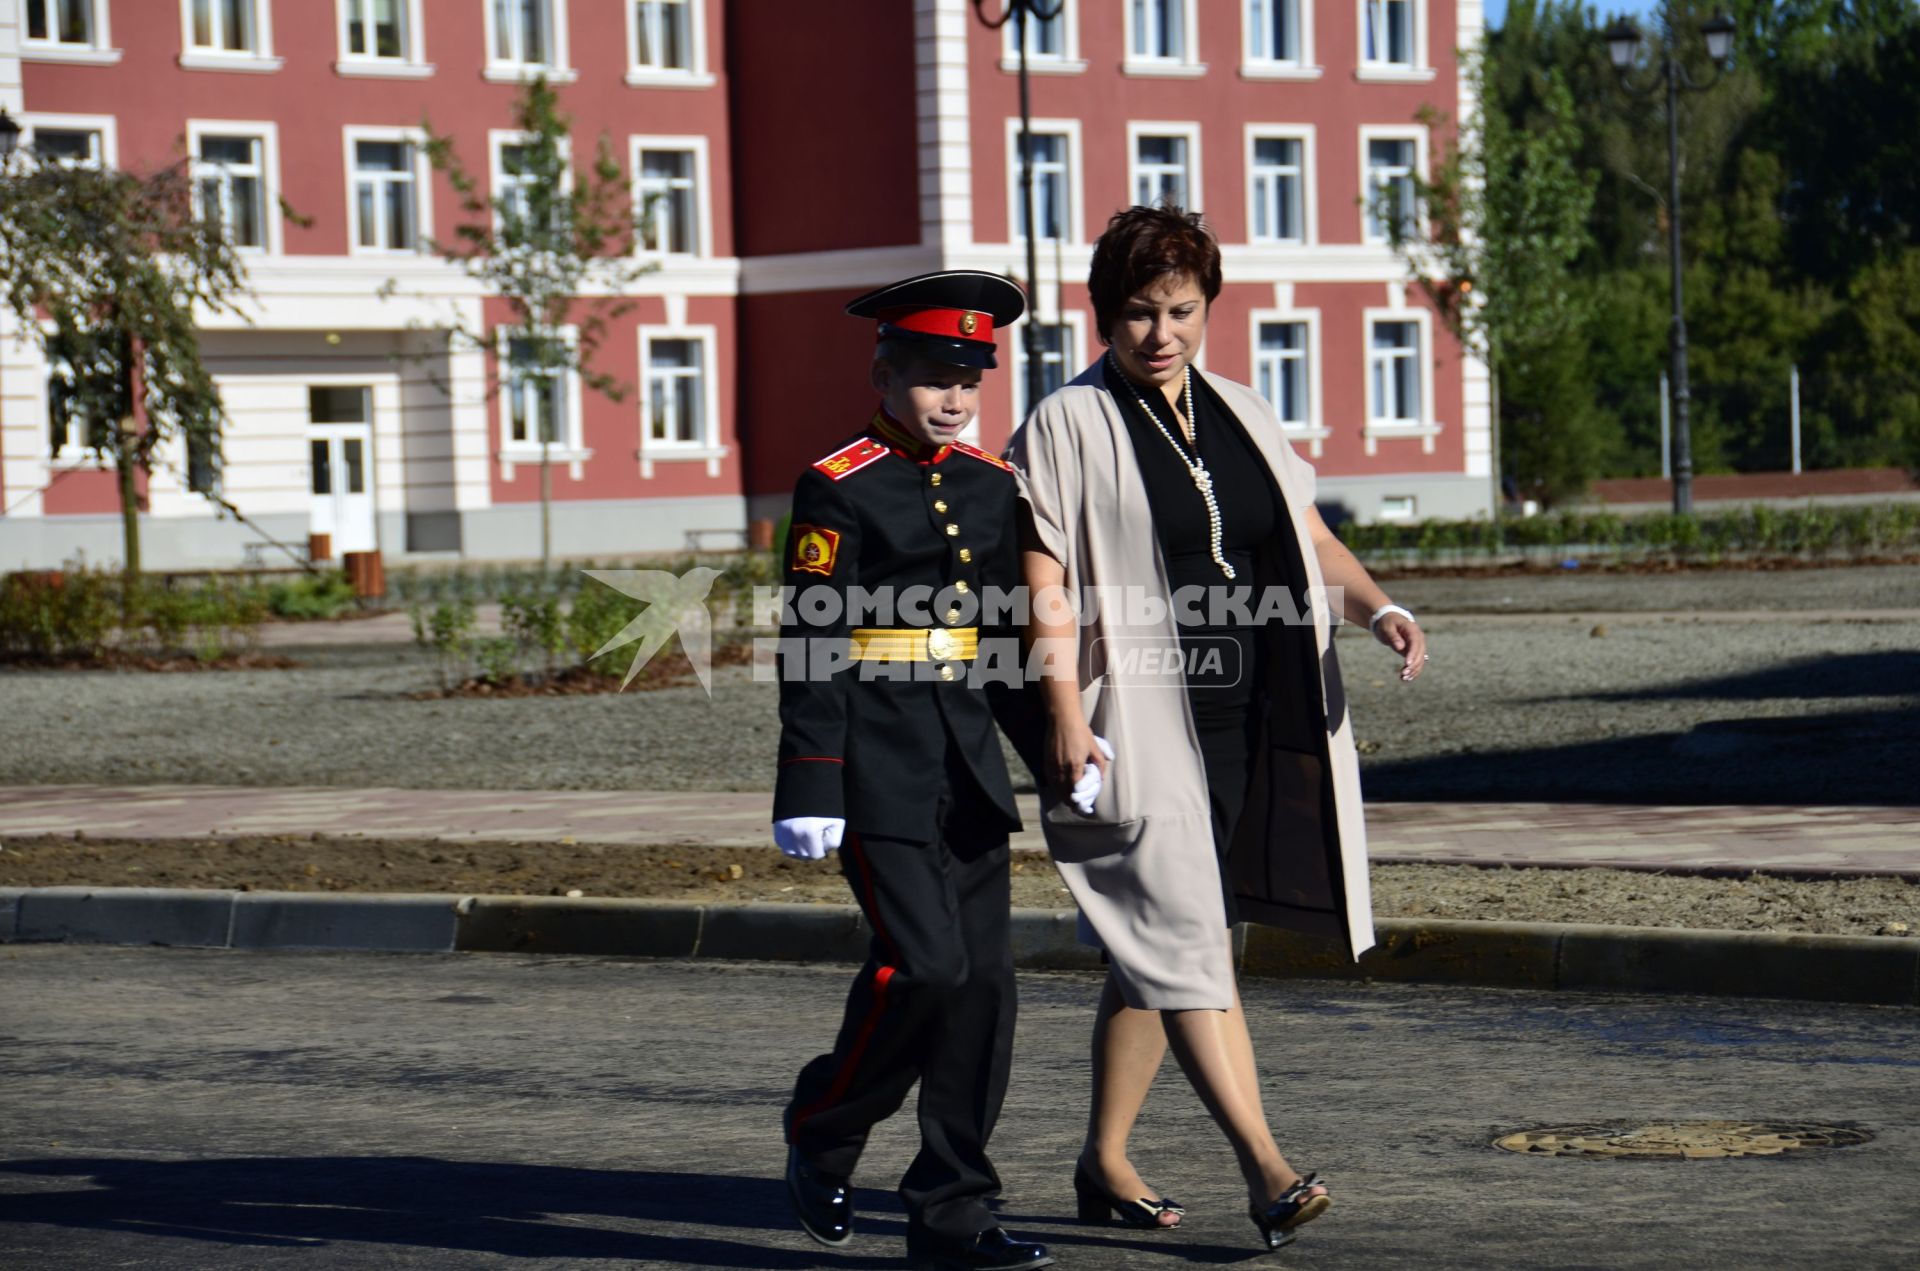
[774,816,846,861]
[1070,736,1116,816]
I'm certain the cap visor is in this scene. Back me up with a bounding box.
[880,330,999,370]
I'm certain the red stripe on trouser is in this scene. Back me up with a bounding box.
[789,963,895,1142]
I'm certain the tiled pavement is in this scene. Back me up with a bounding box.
[2,785,1914,878]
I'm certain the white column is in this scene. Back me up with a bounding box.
[915,0,974,253]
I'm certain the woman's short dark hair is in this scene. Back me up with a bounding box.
[1087,205,1223,343]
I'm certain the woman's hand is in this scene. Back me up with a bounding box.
[1373,611,1428,682]
[1048,716,1111,795]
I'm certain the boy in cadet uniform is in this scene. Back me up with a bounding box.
[772,271,1091,1271]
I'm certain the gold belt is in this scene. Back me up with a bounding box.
[848,626,979,662]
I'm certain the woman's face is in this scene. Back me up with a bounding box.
[1107,273,1208,398]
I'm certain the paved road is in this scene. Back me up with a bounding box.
[5,785,1917,877]
[1,947,1915,1269]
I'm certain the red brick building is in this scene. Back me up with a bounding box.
[1,0,1487,570]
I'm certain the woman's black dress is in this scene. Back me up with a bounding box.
[1106,360,1317,925]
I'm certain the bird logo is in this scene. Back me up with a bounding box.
[580,567,725,695]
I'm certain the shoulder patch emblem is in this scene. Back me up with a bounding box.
[950,440,1014,472]
[790,524,842,577]
[813,438,889,481]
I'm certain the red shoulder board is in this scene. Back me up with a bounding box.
[812,437,889,481]
[949,440,1013,472]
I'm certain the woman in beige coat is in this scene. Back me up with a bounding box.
[1006,206,1427,1252]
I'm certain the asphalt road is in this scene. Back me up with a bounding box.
[1,947,1916,1269]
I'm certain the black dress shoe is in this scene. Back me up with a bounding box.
[906,1226,1054,1271]
[785,1145,852,1247]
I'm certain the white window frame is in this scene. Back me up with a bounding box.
[178,0,284,73]
[483,0,576,84]
[495,326,592,478]
[1128,122,1203,213]
[184,120,282,255]
[1245,124,1315,246]
[625,0,716,87]
[17,113,119,169]
[1355,0,1435,82]
[343,126,433,258]
[1241,0,1318,80]
[489,129,575,237]
[1362,304,1439,454]
[334,0,433,79]
[1247,305,1326,456]
[1123,0,1205,77]
[1359,125,1426,246]
[1010,309,1087,425]
[1004,117,1084,246]
[1377,494,1418,522]
[629,135,713,259]
[637,324,726,477]
[1000,0,1085,75]
[43,330,110,470]
[21,0,121,65]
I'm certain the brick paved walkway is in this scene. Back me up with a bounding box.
[1,785,1914,877]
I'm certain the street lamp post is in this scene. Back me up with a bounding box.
[0,108,23,163]
[972,0,1065,419]
[1607,10,1737,516]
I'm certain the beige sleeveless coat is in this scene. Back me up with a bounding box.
[1006,364,1375,1011]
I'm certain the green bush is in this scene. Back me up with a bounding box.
[265,571,358,619]
[0,567,264,661]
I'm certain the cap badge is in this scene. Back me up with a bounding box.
[958,312,980,336]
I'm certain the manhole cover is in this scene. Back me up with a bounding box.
[1493,1121,1873,1160]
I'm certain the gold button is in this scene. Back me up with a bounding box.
[945,523,959,537]
[933,499,949,513]
[929,472,943,486]
[938,664,956,681]
[945,607,961,623]
[954,580,970,594]
[958,548,972,562]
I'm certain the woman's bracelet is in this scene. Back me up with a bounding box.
[1368,603,1416,634]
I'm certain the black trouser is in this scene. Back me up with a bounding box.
[784,784,1016,1239]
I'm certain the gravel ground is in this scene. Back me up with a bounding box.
[2,566,1915,803]
[1381,561,1920,613]
[2,835,1914,937]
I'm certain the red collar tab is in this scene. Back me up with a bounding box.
[870,411,953,466]
[950,439,1013,472]
[877,305,994,344]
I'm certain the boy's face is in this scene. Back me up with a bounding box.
[872,353,983,449]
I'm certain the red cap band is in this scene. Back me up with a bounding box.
[877,306,994,343]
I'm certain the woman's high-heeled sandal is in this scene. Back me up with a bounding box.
[1073,1162,1184,1230]
[1248,1173,1330,1250]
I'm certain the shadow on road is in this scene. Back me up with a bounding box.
[0,1155,903,1267]
[1561,651,1920,703]
[1364,705,1920,805]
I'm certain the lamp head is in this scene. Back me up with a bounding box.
[1604,20,1642,72]
[0,109,21,162]
[1702,14,1736,67]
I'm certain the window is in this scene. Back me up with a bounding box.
[1250,135,1304,243]
[1362,0,1414,68]
[351,138,422,253]
[506,337,567,448]
[1364,135,1418,243]
[1013,317,1083,421]
[1003,0,1081,68]
[637,148,698,255]
[189,0,262,53]
[633,0,690,71]
[493,138,569,235]
[1132,128,1198,210]
[1130,0,1184,59]
[33,128,105,168]
[343,0,406,58]
[1368,320,1421,426]
[26,0,93,45]
[646,339,705,445]
[186,431,219,494]
[47,359,108,462]
[1378,495,1417,521]
[1249,0,1300,63]
[193,134,266,250]
[1014,132,1068,241]
[489,0,571,77]
[1256,322,1310,425]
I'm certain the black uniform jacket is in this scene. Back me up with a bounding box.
[773,413,1044,844]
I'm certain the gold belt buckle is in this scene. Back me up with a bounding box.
[925,628,959,662]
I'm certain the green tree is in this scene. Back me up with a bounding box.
[1391,48,1602,504]
[385,77,653,574]
[0,151,250,576]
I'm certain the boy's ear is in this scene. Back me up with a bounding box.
[870,358,892,396]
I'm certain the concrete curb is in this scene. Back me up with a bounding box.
[2,887,1914,1006]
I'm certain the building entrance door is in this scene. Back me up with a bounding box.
[307,386,376,557]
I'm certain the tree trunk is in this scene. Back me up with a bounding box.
[116,444,142,578]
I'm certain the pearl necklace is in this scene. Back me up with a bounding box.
[1111,353,1235,580]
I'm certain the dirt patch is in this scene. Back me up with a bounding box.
[0,650,302,673]
[3,834,1914,937]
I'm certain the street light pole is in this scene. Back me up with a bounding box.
[1607,9,1735,517]
[972,0,1064,419]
